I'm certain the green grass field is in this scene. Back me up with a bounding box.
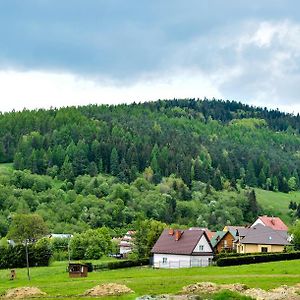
[255,188,300,225]
[0,260,300,299]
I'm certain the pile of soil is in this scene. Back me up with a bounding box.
[181,282,300,300]
[182,282,248,294]
[3,287,46,299]
[84,283,133,296]
[182,282,219,294]
[244,285,300,300]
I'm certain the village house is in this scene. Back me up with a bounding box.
[251,216,288,231]
[151,228,214,268]
[119,230,135,257]
[234,224,290,253]
[211,230,236,253]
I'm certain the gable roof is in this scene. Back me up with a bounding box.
[151,229,213,255]
[239,224,290,246]
[210,231,226,247]
[211,230,235,248]
[257,216,288,231]
[188,227,215,240]
[224,226,247,232]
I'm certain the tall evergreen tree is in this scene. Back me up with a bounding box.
[110,147,119,176]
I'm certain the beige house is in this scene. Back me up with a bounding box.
[235,224,289,254]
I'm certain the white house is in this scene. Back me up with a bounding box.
[151,229,214,268]
[119,230,136,257]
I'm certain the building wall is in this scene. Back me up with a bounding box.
[251,219,264,227]
[236,243,285,254]
[153,253,213,268]
[192,235,212,253]
[216,232,235,253]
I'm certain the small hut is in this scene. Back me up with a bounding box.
[68,263,88,278]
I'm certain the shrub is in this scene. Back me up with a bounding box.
[0,241,52,269]
[93,258,149,270]
[216,251,300,267]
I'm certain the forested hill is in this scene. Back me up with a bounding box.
[1,99,300,193]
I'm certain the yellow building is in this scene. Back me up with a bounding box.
[234,224,289,254]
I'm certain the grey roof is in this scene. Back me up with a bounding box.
[151,229,213,255]
[239,224,290,246]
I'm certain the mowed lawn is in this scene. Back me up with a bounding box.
[0,260,300,299]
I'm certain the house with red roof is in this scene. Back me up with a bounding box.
[151,228,214,268]
[251,216,288,231]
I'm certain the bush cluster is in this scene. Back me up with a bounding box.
[93,258,149,270]
[215,251,280,260]
[216,251,300,266]
[0,239,52,269]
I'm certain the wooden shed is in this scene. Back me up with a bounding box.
[68,263,88,278]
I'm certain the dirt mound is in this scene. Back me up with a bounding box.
[182,282,219,294]
[3,287,46,299]
[84,283,133,296]
[219,283,248,293]
[182,282,300,300]
[182,282,248,294]
[244,285,300,300]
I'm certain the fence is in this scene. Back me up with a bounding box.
[153,258,212,269]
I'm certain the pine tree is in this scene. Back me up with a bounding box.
[245,161,257,187]
[193,158,201,181]
[60,156,75,182]
[212,169,222,191]
[258,168,266,188]
[247,189,259,221]
[110,147,119,176]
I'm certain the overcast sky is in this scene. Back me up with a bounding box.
[0,0,299,113]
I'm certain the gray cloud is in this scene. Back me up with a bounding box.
[0,0,299,108]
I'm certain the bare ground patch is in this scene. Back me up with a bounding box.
[2,287,46,299]
[182,282,300,300]
[83,283,133,296]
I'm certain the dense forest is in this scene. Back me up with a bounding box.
[1,99,300,237]
[0,168,260,237]
[1,99,300,192]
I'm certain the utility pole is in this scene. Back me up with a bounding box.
[25,240,31,281]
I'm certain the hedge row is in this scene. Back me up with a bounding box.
[216,251,300,266]
[215,251,284,260]
[0,243,52,269]
[93,258,149,270]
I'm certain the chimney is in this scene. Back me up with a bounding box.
[169,228,174,236]
[175,230,183,241]
[271,216,275,225]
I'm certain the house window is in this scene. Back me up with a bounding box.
[199,245,204,251]
[162,257,168,264]
[261,247,268,253]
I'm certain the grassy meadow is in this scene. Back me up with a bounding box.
[255,188,300,225]
[0,260,300,299]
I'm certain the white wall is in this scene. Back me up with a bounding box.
[120,246,132,255]
[153,253,213,268]
[251,219,264,227]
[192,235,212,253]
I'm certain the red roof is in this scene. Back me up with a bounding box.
[151,229,213,255]
[258,216,288,231]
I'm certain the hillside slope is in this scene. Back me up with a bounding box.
[1,99,300,194]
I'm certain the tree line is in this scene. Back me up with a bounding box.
[0,99,300,192]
